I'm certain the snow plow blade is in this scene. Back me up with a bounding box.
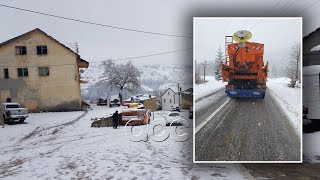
[226,89,265,98]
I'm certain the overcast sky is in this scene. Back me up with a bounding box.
[194,18,302,68]
[0,0,319,65]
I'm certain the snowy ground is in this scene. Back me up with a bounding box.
[0,105,244,179]
[302,65,320,164]
[303,65,320,75]
[304,132,320,163]
[267,78,302,136]
[194,76,225,101]
[303,65,320,119]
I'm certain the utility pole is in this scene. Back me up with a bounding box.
[201,61,209,82]
[177,83,180,109]
[75,42,79,54]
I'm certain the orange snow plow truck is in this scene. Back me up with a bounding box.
[222,30,268,98]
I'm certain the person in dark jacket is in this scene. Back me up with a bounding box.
[112,110,119,129]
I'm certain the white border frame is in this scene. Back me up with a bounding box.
[193,17,303,163]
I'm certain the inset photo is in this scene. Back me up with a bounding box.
[193,17,302,163]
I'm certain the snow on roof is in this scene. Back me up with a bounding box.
[124,94,156,102]
[310,44,320,52]
[303,65,320,75]
[2,102,20,105]
[122,108,147,112]
[182,88,193,95]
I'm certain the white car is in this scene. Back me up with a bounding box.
[109,95,121,107]
[2,103,29,123]
[166,112,183,126]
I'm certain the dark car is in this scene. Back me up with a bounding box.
[97,98,108,106]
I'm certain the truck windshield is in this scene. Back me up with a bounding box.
[6,104,20,108]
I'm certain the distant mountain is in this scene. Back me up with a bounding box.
[80,63,193,101]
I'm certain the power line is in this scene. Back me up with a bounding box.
[0,48,192,67]
[0,4,192,39]
[277,1,297,16]
[296,0,320,16]
[299,0,320,23]
[105,48,192,62]
[248,0,285,31]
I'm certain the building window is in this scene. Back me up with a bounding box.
[168,91,170,95]
[4,68,9,79]
[15,46,27,55]
[17,68,28,77]
[164,99,166,103]
[169,99,172,103]
[37,45,48,55]
[38,67,49,76]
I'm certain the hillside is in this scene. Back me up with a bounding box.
[80,63,193,101]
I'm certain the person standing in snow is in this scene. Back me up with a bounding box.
[112,110,119,129]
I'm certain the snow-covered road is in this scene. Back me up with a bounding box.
[195,91,301,162]
[0,105,245,179]
[194,77,301,162]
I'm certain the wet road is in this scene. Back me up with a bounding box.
[195,90,301,161]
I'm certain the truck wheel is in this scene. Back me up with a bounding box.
[19,118,25,123]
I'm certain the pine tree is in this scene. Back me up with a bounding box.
[214,47,224,80]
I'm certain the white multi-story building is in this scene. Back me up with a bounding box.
[160,88,179,111]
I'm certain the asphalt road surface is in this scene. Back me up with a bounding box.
[195,90,301,161]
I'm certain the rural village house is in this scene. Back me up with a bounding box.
[181,88,193,109]
[0,28,89,112]
[160,88,179,111]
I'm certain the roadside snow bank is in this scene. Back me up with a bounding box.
[267,78,301,135]
[303,65,320,75]
[195,76,225,101]
[304,132,320,163]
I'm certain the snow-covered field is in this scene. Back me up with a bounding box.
[194,76,225,101]
[0,105,244,179]
[267,78,301,135]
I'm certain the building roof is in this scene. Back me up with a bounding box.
[0,28,89,68]
[304,27,320,41]
[182,88,193,95]
[124,94,156,102]
[160,88,178,97]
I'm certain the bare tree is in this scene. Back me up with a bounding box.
[214,47,224,80]
[100,60,141,103]
[286,42,301,88]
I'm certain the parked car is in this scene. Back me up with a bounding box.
[109,95,121,107]
[189,106,193,119]
[170,104,180,112]
[97,98,108,106]
[2,103,29,124]
[166,112,183,126]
